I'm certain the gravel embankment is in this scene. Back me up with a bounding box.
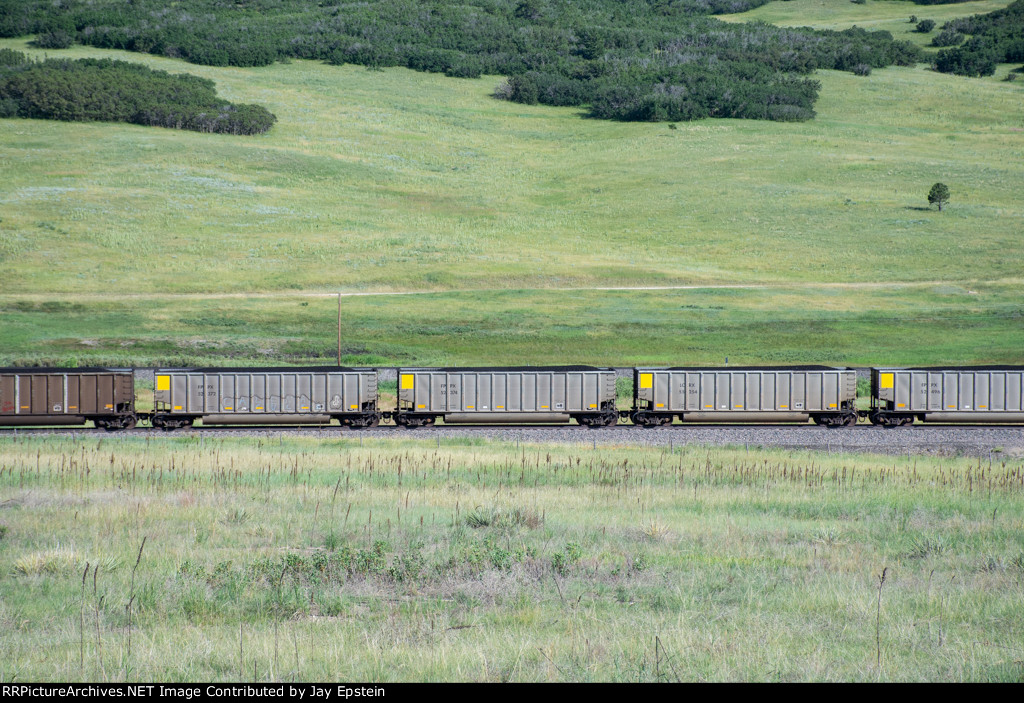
[366,425,1024,457]
[8,425,1022,457]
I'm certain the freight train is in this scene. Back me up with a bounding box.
[2,365,1024,430]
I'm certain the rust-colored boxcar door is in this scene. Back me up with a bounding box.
[30,375,48,414]
[47,375,64,413]
[98,374,114,413]
[0,376,14,414]
[81,375,97,414]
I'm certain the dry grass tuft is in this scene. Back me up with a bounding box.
[13,544,82,575]
[640,521,673,542]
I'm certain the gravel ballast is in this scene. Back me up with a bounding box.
[6,424,1023,457]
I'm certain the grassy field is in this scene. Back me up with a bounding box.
[1,0,1022,366]
[1,36,1021,294]
[0,435,1021,681]
[2,280,1024,367]
[718,0,1013,46]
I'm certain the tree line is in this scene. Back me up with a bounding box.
[0,0,926,123]
[0,49,276,134]
[933,0,1024,77]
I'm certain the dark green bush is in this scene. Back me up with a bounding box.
[931,29,965,47]
[0,52,276,134]
[0,48,29,66]
[0,97,17,117]
[934,40,998,76]
[30,30,74,49]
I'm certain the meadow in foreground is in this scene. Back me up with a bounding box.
[0,435,1021,681]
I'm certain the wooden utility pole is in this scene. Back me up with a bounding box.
[337,292,342,366]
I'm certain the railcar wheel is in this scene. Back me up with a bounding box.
[872,413,911,428]
[345,414,380,429]
[869,412,898,427]
[817,413,857,428]
[152,416,193,431]
[631,413,671,428]
[96,415,137,431]
[396,415,434,428]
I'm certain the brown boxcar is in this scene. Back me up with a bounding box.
[0,368,136,429]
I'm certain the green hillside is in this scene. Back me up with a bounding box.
[718,0,1012,36]
[0,0,1021,366]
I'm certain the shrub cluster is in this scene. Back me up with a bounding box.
[182,539,543,590]
[931,29,965,48]
[934,0,1024,76]
[0,51,276,134]
[0,0,924,123]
